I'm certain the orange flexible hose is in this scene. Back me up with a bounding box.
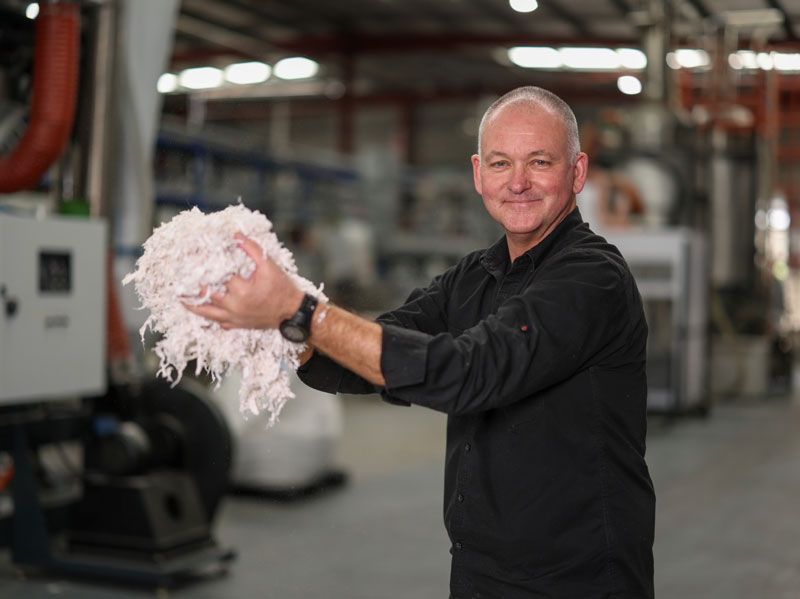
[0,3,80,192]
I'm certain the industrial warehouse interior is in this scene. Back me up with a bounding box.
[1,0,800,597]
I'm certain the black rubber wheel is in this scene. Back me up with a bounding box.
[139,377,233,522]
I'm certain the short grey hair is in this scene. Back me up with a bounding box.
[476,86,580,161]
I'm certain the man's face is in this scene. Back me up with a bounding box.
[471,102,588,247]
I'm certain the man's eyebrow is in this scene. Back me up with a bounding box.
[484,150,556,159]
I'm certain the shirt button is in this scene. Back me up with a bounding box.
[464,443,471,453]
[455,542,463,550]
[457,493,464,503]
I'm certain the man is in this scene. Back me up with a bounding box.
[189,86,656,598]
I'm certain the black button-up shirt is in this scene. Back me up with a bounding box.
[299,208,655,598]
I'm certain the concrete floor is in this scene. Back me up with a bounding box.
[2,393,800,598]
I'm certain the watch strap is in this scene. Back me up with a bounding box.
[280,293,318,341]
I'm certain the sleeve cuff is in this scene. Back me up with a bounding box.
[380,323,429,390]
[296,352,344,394]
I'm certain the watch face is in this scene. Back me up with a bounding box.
[280,321,307,343]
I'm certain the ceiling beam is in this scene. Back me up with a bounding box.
[261,0,358,27]
[191,82,639,122]
[541,0,592,37]
[764,0,797,40]
[194,93,614,122]
[684,0,712,20]
[265,32,635,54]
[179,4,299,52]
[195,0,302,29]
[170,32,638,65]
[175,12,278,58]
[607,0,632,18]
[171,36,251,65]
[470,0,534,33]
[399,0,464,30]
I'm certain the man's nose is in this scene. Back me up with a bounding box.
[508,165,531,194]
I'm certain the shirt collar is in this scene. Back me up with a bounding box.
[480,207,584,277]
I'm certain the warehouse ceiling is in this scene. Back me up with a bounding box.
[0,0,798,110]
[171,0,800,101]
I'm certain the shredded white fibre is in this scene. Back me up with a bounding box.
[122,204,326,427]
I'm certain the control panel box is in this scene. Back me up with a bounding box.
[0,214,107,404]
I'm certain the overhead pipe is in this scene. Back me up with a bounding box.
[0,2,80,193]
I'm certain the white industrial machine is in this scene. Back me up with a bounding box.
[607,228,710,413]
[0,212,106,403]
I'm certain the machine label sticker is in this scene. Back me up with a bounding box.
[44,315,70,329]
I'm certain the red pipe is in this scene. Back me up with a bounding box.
[0,3,80,193]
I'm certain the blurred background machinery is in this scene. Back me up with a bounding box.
[0,0,238,588]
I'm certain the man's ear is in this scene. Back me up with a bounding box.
[471,154,482,195]
[572,152,589,195]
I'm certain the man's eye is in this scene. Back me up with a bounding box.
[490,161,509,168]
[532,160,550,167]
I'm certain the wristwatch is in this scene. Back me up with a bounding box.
[279,293,318,343]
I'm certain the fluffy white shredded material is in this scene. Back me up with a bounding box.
[122,204,326,427]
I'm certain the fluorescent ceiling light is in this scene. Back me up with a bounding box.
[773,52,800,71]
[509,0,538,13]
[560,47,621,70]
[224,61,271,85]
[179,66,223,90]
[508,47,562,69]
[617,48,647,70]
[617,75,642,95]
[157,73,178,94]
[757,52,774,70]
[666,52,679,69]
[737,51,759,69]
[25,3,38,19]
[732,50,800,72]
[509,47,646,71]
[273,57,319,80]
[670,49,710,69]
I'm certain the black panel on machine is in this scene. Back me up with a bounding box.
[39,251,71,293]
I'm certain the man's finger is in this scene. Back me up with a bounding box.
[209,291,228,307]
[183,302,229,322]
[235,233,264,264]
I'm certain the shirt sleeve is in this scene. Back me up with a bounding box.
[296,351,378,395]
[296,271,453,397]
[379,250,634,415]
[377,272,451,334]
